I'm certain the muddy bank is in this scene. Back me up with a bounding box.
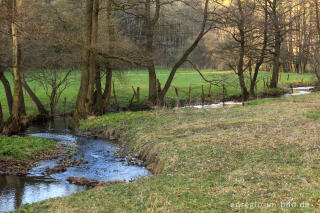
[67,177,124,187]
[0,144,68,176]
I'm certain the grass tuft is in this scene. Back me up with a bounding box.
[0,136,55,160]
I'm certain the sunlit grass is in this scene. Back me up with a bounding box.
[22,92,320,212]
[0,69,316,121]
[0,136,55,160]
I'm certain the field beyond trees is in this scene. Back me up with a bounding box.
[0,69,315,121]
[21,92,320,212]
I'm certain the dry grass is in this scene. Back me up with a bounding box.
[21,92,320,212]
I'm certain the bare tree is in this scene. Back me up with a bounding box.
[28,70,73,116]
[267,0,303,88]
[5,0,26,135]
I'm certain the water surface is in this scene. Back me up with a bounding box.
[0,117,150,212]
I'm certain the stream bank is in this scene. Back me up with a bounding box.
[0,117,151,212]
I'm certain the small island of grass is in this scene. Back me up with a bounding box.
[0,136,60,176]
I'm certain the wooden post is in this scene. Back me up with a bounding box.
[137,87,140,103]
[174,87,179,98]
[287,74,290,81]
[132,86,137,100]
[129,94,135,106]
[174,87,179,107]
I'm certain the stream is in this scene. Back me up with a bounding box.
[183,86,315,109]
[0,118,151,212]
[0,86,315,212]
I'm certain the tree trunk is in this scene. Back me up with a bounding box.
[145,0,160,105]
[250,0,268,96]
[49,89,57,116]
[270,1,282,89]
[7,0,24,134]
[102,66,112,111]
[148,65,158,104]
[0,71,13,114]
[236,0,249,101]
[86,0,99,114]
[237,36,249,101]
[270,32,282,88]
[21,75,48,116]
[97,0,114,113]
[93,68,103,113]
[73,0,93,123]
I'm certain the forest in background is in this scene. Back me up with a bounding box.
[1,0,320,135]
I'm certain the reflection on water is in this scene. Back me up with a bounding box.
[0,176,85,212]
[0,117,151,212]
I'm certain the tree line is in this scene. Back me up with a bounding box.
[0,0,320,134]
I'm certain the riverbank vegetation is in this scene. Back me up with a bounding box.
[0,70,314,121]
[22,92,320,212]
[0,136,55,160]
[0,136,59,176]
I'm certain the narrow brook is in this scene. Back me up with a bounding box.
[0,117,151,212]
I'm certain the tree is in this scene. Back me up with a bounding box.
[86,0,100,114]
[215,0,267,100]
[94,0,115,114]
[158,0,215,103]
[267,0,302,88]
[0,71,13,114]
[73,0,95,122]
[5,0,26,134]
[311,0,320,83]
[249,0,268,96]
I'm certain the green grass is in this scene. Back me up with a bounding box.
[306,110,320,120]
[21,92,320,212]
[0,69,316,121]
[0,136,55,160]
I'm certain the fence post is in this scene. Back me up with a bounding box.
[137,87,140,103]
[174,87,179,107]
[174,87,179,98]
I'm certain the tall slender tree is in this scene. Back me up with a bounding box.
[5,0,26,134]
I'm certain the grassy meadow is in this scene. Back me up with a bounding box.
[21,92,320,212]
[0,69,316,121]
